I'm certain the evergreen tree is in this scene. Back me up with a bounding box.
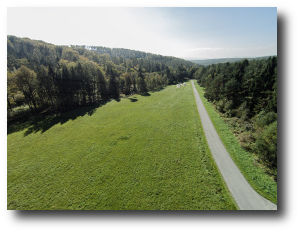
[108,74,120,100]
[96,68,107,100]
[138,67,147,94]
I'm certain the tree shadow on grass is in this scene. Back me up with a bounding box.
[8,87,167,136]
[128,97,138,102]
[141,92,151,96]
[7,100,109,136]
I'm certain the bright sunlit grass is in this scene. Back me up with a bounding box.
[8,83,237,210]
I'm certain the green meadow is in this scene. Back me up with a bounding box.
[7,83,237,210]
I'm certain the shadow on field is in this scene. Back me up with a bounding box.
[141,92,151,96]
[7,89,156,136]
[128,97,138,102]
[8,89,157,136]
[7,100,109,136]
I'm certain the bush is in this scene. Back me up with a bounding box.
[238,131,255,151]
[236,102,250,121]
[223,100,234,117]
[216,99,225,113]
[255,111,277,128]
[224,100,233,111]
[7,105,31,123]
[255,121,277,167]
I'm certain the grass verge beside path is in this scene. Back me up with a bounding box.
[194,81,277,204]
[8,84,237,210]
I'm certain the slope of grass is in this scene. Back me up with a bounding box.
[194,82,277,203]
[8,84,237,210]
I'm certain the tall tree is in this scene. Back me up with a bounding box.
[15,66,38,111]
[138,67,147,94]
[96,68,107,100]
[108,74,120,100]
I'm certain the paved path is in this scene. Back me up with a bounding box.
[191,80,277,210]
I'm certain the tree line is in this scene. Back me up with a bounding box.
[7,36,195,119]
[194,57,277,174]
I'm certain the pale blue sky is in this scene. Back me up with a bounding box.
[7,7,277,59]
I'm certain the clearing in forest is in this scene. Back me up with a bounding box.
[7,84,236,210]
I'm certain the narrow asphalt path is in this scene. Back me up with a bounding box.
[191,80,277,210]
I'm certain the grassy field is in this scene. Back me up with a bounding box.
[194,82,277,204]
[7,83,237,210]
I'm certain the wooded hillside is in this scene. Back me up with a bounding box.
[7,35,195,119]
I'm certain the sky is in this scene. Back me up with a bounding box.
[7,7,277,59]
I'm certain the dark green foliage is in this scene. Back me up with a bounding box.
[137,67,148,94]
[108,75,120,100]
[175,65,188,83]
[254,111,277,167]
[255,121,277,167]
[255,111,277,128]
[96,68,107,100]
[195,57,277,172]
[123,73,132,95]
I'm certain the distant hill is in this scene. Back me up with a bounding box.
[190,56,273,66]
[7,35,194,72]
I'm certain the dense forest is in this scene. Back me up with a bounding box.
[194,57,277,176]
[7,35,195,121]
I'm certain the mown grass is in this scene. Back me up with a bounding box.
[7,84,237,210]
[194,82,277,204]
